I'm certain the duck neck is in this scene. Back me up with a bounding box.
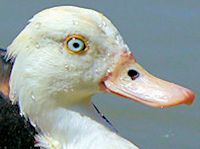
[32,95,117,147]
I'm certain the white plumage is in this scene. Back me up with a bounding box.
[6,6,194,149]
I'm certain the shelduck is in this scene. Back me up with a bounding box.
[1,6,195,149]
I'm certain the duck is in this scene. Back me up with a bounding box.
[1,6,195,149]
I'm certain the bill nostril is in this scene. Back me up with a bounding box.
[127,69,139,80]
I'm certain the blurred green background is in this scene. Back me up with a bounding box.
[0,0,199,148]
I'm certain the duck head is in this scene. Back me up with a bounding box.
[6,6,194,115]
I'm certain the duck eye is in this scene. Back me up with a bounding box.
[65,35,88,54]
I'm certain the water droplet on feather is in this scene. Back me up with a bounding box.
[99,21,107,28]
[31,95,36,101]
[35,43,40,48]
[65,65,70,70]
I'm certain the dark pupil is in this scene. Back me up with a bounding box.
[73,42,80,48]
[127,69,139,80]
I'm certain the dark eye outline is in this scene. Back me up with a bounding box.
[65,34,89,55]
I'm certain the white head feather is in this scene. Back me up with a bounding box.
[6,6,138,149]
[7,6,130,116]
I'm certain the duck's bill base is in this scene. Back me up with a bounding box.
[100,53,195,108]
